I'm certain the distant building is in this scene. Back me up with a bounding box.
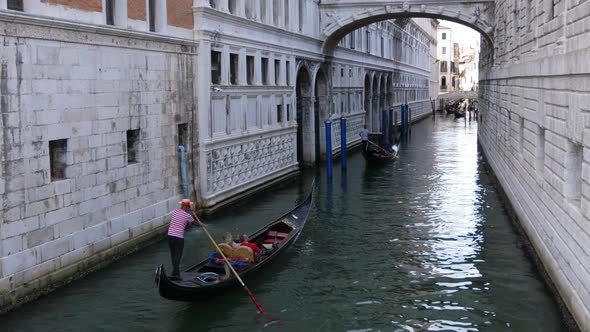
[436,25,459,93]
[459,45,480,91]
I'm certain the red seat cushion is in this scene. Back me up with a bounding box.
[267,231,289,238]
[264,238,284,243]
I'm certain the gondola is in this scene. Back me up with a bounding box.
[362,142,399,163]
[155,188,314,301]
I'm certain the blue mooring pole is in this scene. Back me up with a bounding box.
[325,119,333,178]
[340,116,347,169]
[400,105,406,137]
[388,108,394,144]
[381,109,387,146]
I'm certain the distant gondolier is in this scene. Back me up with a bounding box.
[359,125,369,150]
[168,199,201,280]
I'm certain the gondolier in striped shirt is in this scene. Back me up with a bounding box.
[168,199,202,280]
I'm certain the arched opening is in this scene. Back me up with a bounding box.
[314,69,328,159]
[441,76,447,90]
[371,74,379,131]
[296,66,312,166]
[386,74,393,107]
[364,73,371,127]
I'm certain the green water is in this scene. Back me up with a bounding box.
[1,114,566,331]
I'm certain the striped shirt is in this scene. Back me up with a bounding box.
[167,209,196,239]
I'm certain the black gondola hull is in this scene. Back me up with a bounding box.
[156,189,313,301]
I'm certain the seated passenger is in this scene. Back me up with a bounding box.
[220,232,239,249]
[239,234,261,257]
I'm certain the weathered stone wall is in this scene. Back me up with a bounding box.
[0,15,197,312]
[479,0,590,329]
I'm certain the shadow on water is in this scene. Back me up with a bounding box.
[0,113,569,332]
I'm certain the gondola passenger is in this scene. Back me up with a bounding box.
[239,234,262,257]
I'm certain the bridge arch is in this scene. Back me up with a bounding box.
[320,3,494,56]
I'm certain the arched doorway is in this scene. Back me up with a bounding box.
[371,74,379,131]
[364,73,371,127]
[295,66,312,166]
[314,68,328,159]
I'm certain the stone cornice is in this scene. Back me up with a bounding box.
[0,10,198,51]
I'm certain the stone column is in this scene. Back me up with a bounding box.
[236,0,245,17]
[194,0,210,7]
[239,48,247,85]
[218,0,229,13]
[221,45,230,85]
[253,0,261,22]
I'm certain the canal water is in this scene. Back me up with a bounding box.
[2,113,566,331]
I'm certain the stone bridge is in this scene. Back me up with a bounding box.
[319,0,496,55]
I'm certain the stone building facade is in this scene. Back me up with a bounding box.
[478,1,590,330]
[0,0,438,312]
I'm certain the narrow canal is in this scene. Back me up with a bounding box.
[2,113,566,331]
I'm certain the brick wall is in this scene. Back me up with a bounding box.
[128,0,146,21]
[167,0,193,29]
[479,0,590,330]
[40,0,102,12]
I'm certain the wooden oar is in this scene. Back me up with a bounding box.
[190,211,268,316]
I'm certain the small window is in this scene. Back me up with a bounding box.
[127,129,140,164]
[211,51,221,84]
[442,32,447,40]
[178,123,188,148]
[277,104,283,124]
[230,53,239,85]
[285,60,290,85]
[340,68,344,77]
[366,30,371,53]
[261,57,269,85]
[148,0,156,32]
[246,56,254,85]
[106,0,115,25]
[350,32,356,49]
[349,69,353,78]
[7,0,23,11]
[49,139,67,181]
[442,47,447,55]
[286,104,291,122]
[274,59,280,85]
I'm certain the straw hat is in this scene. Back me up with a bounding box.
[179,199,193,207]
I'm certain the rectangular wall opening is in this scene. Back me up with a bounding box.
[519,116,524,155]
[230,53,239,85]
[285,60,290,85]
[148,0,156,32]
[126,129,140,164]
[7,0,23,11]
[178,123,188,148]
[277,104,283,124]
[211,51,221,84]
[286,104,291,122]
[246,56,254,85]
[274,59,280,85]
[106,0,115,25]
[565,141,583,205]
[535,126,545,175]
[49,139,67,181]
[261,57,269,85]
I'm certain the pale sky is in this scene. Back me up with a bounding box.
[439,20,481,50]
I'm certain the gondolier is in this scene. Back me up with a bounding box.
[168,199,202,280]
[359,125,369,151]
